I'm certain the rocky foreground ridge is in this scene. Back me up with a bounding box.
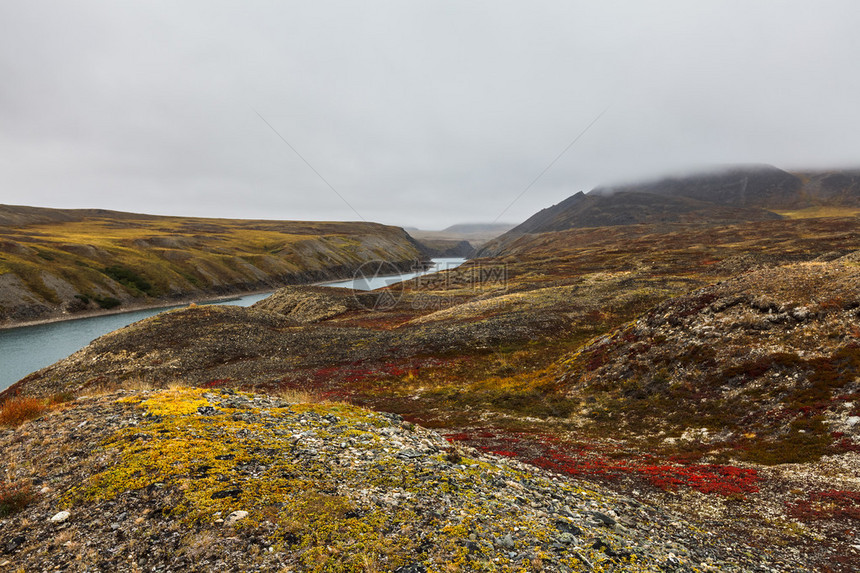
[1,387,799,572]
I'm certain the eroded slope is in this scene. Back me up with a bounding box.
[0,205,423,325]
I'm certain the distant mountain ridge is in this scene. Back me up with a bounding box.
[479,165,860,256]
[592,164,803,208]
[407,222,515,251]
[441,222,516,234]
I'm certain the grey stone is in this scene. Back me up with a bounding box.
[225,510,248,526]
[49,511,70,524]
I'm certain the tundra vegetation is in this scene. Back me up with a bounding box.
[2,167,860,571]
[0,205,424,325]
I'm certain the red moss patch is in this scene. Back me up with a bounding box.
[787,490,860,521]
[444,427,759,497]
[0,480,37,517]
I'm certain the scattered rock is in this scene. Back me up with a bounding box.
[790,306,812,321]
[210,488,242,500]
[497,534,515,549]
[0,385,836,571]
[586,510,616,527]
[224,510,248,526]
[393,563,427,573]
[555,519,583,536]
[4,536,25,554]
[49,511,70,524]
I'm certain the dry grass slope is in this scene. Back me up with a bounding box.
[0,205,423,325]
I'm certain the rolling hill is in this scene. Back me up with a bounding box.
[0,205,424,326]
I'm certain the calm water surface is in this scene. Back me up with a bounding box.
[0,258,464,391]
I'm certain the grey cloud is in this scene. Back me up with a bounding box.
[1,1,858,228]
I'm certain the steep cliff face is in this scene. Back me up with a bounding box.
[0,206,424,326]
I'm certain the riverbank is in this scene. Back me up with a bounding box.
[0,257,464,331]
[0,259,465,391]
[0,288,271,332]
[0,206,429,328]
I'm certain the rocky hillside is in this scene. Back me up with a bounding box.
[557,258,860,465]
[0,205,424,326]
[479,165,860,256]
[796,170,860,206]
[591,164,805,209]
[493,190,781,236]
[0,386,799,572]
[412,238,474,258]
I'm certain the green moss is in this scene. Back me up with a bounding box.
[4,260,60,304]
[35,249,55,261]
[93,295,121,309]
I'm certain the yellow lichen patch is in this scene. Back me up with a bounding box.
[139,387,208,416]
[62,389,432,570]
[773,206,860,219]
[59,388,700,571]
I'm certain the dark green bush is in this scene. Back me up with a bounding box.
[103,265,153,295]
[94,295,121,309]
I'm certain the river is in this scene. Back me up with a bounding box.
[0,258,465,391]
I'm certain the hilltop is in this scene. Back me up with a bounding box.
[441,223,518,235]
[479,165,860,256]
[590,166,860,210]
[0,205,424,327]
[490,190,781,236]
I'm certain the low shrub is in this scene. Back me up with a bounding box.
[93,295,121,309]
[787,489,860,520]
[0,480,36,517]
[0,397,48,427]
[103,265,153,295]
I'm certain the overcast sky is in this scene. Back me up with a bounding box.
[1,1,858,229]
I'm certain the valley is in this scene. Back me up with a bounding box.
[2,166,860,571]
